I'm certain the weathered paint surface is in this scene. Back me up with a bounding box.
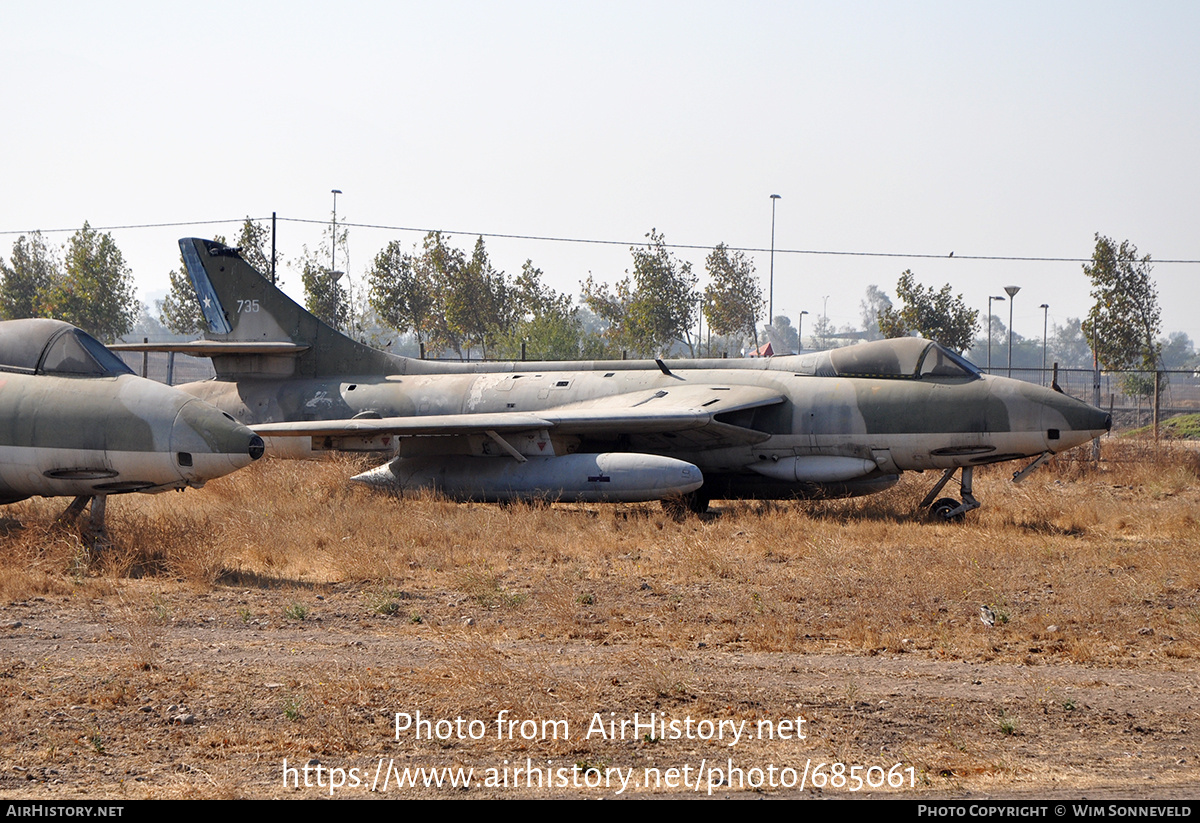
[0,319,263,505]
[135,239,1110,506]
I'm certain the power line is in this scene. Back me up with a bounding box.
[0,218,250,236]
[4,215,1200,265]
[275,217,1200,264]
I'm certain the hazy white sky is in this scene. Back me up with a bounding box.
[3,1,1198,346]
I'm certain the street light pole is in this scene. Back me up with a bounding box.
[822,295,830,350]
[1040,303,1049,386]
[769,194,781,327]
[987,295,1005,374]
[331,189,342,275]
[798,310,808,353]
[1004,285,1020,377]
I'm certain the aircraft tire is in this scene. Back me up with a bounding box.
[930,497,963,522]
[661,489,710,518]
[685,488,711,515]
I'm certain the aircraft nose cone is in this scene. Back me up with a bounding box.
[1072,401,1112,436]
[1039,389,1111,449]
[172,400,262,482]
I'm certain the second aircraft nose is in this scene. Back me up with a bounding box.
[171,400,263,485]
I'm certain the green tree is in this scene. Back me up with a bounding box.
[580,273,635,353]
[300,256,349,331]
[129,302,173,341]
[158,220,273,336]
[876,270,978,353]
[158,258,206,335]
[859,284,892,341]
[367,238,438,348]
[496,260,595,360]
[234,217,274,281]
[368,233,525,360]
[0,232,58,320]
[443,237,515,359]
[809,313,835,350]
[628,230,699,356]
[297,215,350,331]
[40,223,139,341]
[1159,331,1195,372]
[1080,234,1162,375]
[412,232,468,357]
[765,315,796,354]
[703,243,763,348]
[582,230,699,357]
[1049,318,1092,369]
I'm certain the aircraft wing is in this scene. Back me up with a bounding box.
[252,384,786,448]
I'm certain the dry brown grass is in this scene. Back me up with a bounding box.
[5,442,1195,665]
[0,439,1197,798]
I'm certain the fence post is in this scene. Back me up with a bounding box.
[1091,352,1101,463]
[1153,370,1161,443]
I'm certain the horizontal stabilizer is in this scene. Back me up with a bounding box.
[109,341,310,357]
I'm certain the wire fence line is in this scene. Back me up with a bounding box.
[993,367,1199,425]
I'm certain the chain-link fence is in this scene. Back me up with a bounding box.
[986,367,1199,429]
[116,350,215,386]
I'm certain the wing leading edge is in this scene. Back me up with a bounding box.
[252,384,787,448]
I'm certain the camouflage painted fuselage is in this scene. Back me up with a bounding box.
[0,319,263,505]
[145,238,1109,505]
[179,342,1108,501]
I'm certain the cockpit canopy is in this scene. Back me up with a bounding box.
[0,319,135,377]
[795,337,981,380]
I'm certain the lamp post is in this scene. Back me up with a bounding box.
[1040,303,1049,386]
[768,194,781,326]
[330,189,342,275]
[822,295,830,350]
[797,310,808,353]
[1004,285,1020,377]
[987,295,1005,374]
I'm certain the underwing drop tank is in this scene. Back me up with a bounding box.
[352,452,703,503]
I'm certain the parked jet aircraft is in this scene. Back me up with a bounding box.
[118,238,1110,519]
[0,318,264,535]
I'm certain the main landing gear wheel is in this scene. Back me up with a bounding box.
[661,488,711,518]
[929,497,964,522]
[56,494,111,550]
[918,467,979,522]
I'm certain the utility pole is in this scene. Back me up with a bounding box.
[768,194,781,326]
[1039,303,1049,386]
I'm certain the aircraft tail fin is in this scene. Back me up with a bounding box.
[179,237,409,379]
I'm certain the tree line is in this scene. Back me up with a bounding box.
[1,221,1190,380]
[208,220,769,361]
[0,224,140,342]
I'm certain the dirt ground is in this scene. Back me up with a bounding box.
[0,448,1197,799]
